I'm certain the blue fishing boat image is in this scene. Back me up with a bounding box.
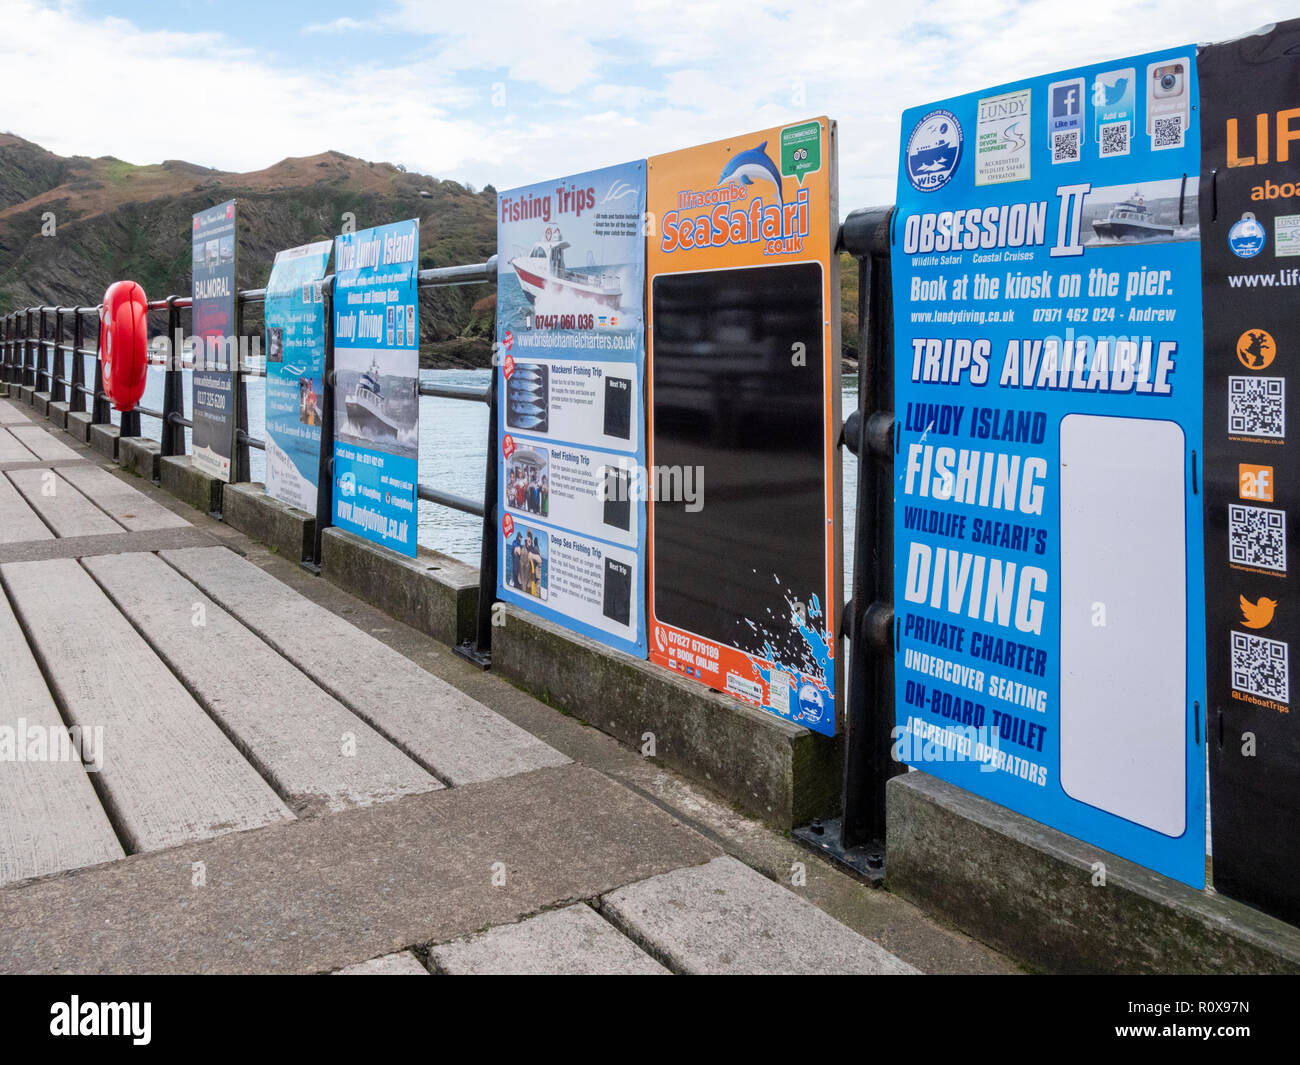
[1092,190,1174,241]
[345,354,402,438]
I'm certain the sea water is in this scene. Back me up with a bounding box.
[117,368,861,586]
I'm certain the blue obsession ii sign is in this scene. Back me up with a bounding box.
[892,46,1207,888]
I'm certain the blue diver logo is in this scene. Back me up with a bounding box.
[797,682,827,724]
[1228,212,1267,258]
[906,110,963,192]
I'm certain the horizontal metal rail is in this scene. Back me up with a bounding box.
[418,382,492,403]
[417,483,484,518]
[3,252,502,669]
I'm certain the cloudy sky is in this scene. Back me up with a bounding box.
[1,0,1291,209]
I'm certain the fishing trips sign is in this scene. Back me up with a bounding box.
[495,162,647,657]
[332,219,420,557]
[646,120,842,736]
[191,200,238,482]
[893,49,1207,887]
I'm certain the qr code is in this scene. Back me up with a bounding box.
[1229,503,1287,572]
[1052,130,1080,163]
[1228,375,1285,437]
[1099,121,1130,157]
[1231,630,1290,703]
[1152,114,1184,149]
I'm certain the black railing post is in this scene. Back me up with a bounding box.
[791,205,898,880]
[91,308,110,425]
[25,309,35,388]
[161,297,184,457]
[53,309,66,404]
[37,308,48,395]
[71,311,86,414]
[455,353,498,669]
[309,280,336,570]
[234,294,250,484]
[841,207,899,858]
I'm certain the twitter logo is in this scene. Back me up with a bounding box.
[1240,595,1278,630]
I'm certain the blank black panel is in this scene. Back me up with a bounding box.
[602,466,631,531]
[603,557,632,625]
[604,375,632,439]
[651,261,826,666]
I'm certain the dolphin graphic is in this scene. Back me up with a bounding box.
[719,141,784,207]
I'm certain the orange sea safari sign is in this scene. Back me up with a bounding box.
[645,118,842,735]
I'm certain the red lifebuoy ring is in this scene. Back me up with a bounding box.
[99,281,148,412]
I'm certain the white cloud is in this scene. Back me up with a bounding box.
[1,0,1294,210]
[303,17,373,35]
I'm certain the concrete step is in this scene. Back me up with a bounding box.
[57,466,190,532]
[0,763,719,974]
[160,546,571,786]
[332,951,429,975]
[599,855,920,975]
[83,551,443,815]
[0,587,125,886]
[6,425,78,462]
[0,403,29,425]
[0,476,52,544]
[0,428,37,464]
[428,904,670,975]
[0,557,294,853]
[6,469,122,538]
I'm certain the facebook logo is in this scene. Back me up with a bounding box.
[1052,84,1079,116]
[1049,77,1085,134]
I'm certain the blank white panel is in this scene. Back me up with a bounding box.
[1059,414,1186,836]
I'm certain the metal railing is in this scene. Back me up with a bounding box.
[0,255,501,665]
[1,228,899,862]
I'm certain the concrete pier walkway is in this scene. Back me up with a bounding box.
[0,396,1017,974]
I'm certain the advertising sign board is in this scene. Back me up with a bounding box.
[893,50,1207,886]
[646,119,841,736]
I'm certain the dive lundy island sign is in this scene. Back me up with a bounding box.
[893,47,1208,887]
[331,220,420,557]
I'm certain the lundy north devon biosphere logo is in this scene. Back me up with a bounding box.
[907,110,963,192]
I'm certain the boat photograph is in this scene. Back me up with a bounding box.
[508,227,623,310]
[1085,178,1197,245]
[333,348,419,458]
